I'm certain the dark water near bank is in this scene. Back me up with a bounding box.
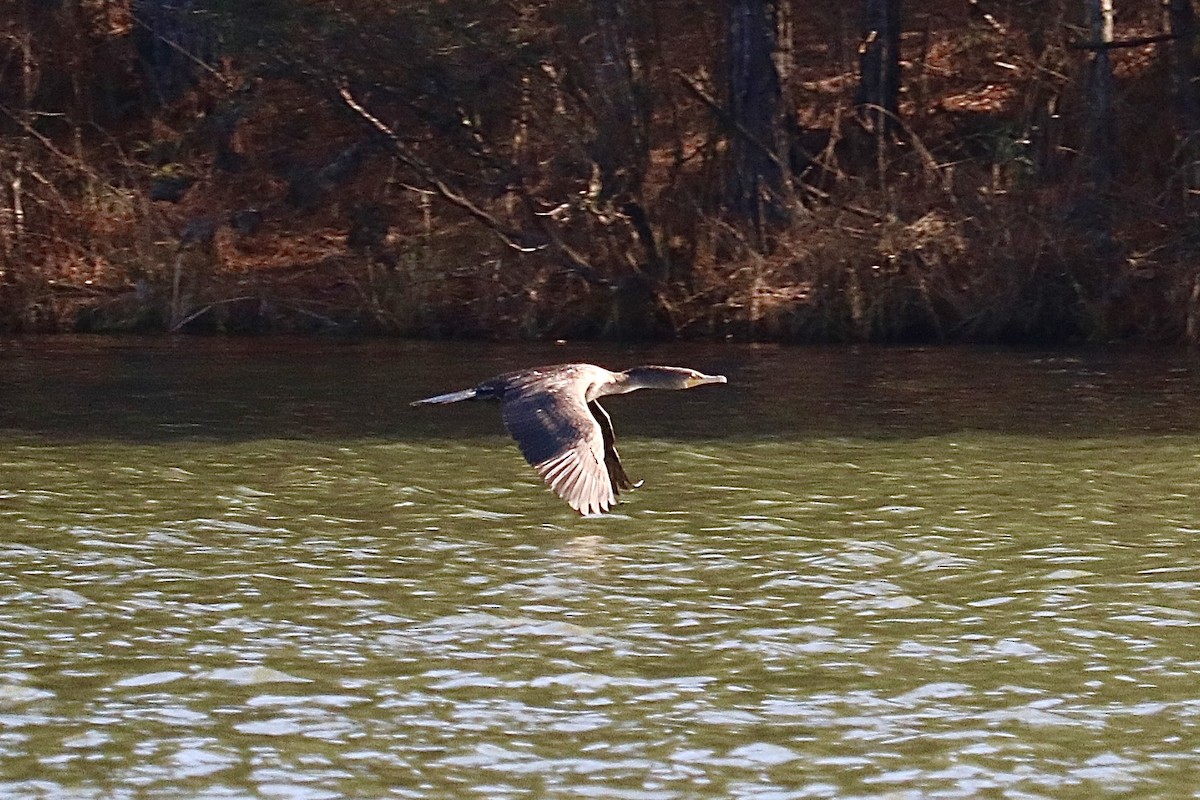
[1,338,1198,798]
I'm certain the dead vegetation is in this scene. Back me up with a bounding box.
[3,0,1200,342]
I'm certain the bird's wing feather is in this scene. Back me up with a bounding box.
[588,400,639,493]
[410,387,477,406]
[501,382,616,515]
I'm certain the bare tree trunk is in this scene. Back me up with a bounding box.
[1024,0,1069,183]
[1083,0,1117,188]
[585,0,666,286]
[2,3,39,276]
[133,0,212,104]
[855,0,902,140]
[1075,0,1117,242]
[725,0,790,229]
[579,0,670,337]
[587,0,649,204]
[1164,0,1200,200]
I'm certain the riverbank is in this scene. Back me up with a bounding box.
[4,1,1199,344]
[13,194,1199,345]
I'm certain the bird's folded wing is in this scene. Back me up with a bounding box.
[588,400,638,492]
[501,389,615,516]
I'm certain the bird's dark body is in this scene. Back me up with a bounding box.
[412,363,726,515]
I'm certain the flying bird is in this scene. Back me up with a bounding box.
[412,363,727,515]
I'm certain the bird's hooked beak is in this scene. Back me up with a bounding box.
[687,372,727,388]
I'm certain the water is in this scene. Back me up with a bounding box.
[1,338,1198,798]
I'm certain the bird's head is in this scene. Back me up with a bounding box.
[684,369,728,388]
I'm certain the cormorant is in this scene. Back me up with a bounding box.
[412,363,727,515]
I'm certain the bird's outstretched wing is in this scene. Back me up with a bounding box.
[501,383,616,516]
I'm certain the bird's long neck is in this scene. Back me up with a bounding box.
[586,369,641,401]
[608,371,641,394]
[608,369,668,394]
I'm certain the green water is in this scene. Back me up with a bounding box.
[1,339,1198,798]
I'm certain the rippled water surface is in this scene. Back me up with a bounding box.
[1,338,1199,798]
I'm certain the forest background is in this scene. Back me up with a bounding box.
[3,0,1200,343]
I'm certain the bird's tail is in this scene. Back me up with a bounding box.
[411,388,478,406]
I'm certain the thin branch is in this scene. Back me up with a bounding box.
[170,296,255,332]
[1071,32,1180,50]
[129,12,234,89]
[965,0,1006,34]
[0,103,102,179]
[675,69,798,186]
[337,83,609,286]
[337,85,531,245]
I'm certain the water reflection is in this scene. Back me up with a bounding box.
[2,338,1200,441]
[0,340,1198,797]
